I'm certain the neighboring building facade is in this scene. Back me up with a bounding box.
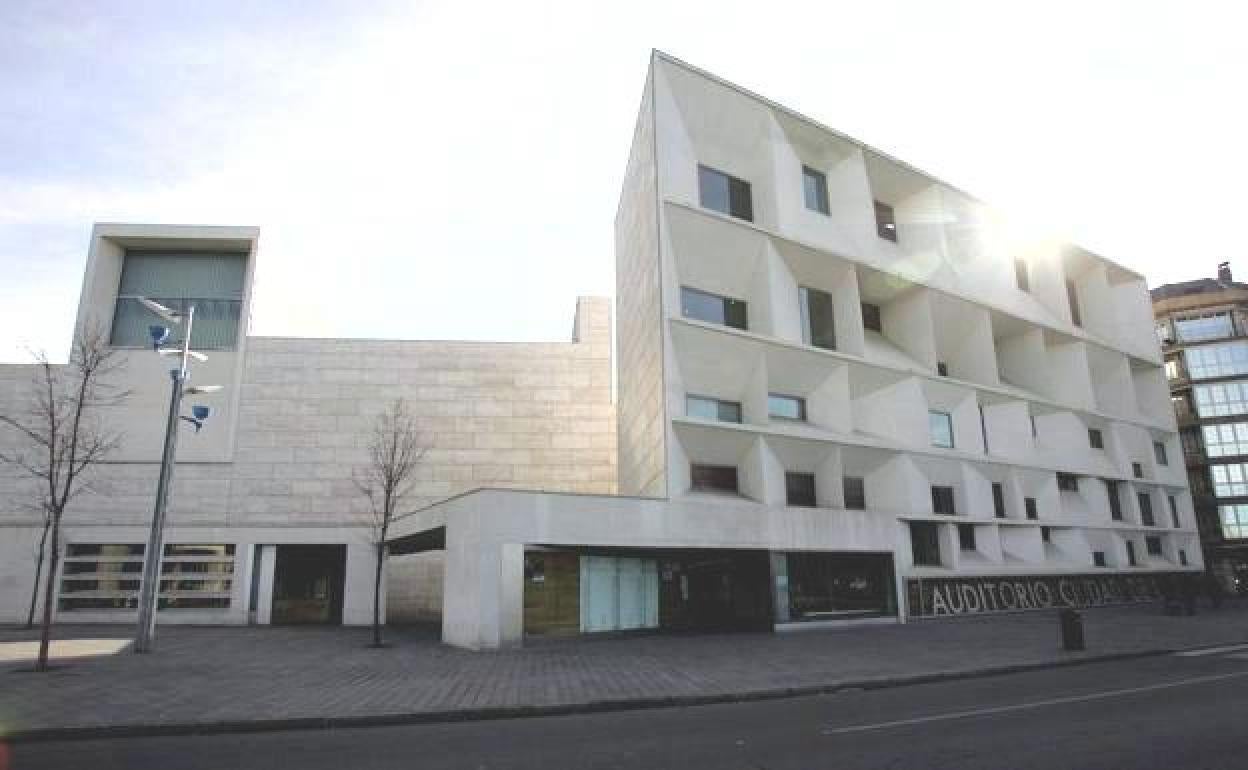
[1153,264,1248,593]
[0,223,615,626]
[391,52,1200,650]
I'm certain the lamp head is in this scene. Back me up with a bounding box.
[191,405,211,421]
[148,325,171,351]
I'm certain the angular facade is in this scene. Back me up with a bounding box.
[1153,264,1248,593]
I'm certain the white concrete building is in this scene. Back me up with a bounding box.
[391,52,1200,649]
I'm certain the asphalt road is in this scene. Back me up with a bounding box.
[11,647,1248,770]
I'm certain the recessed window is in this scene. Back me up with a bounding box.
[931,485,957,515]
[992,482,1006,519]
[1220,503,1248,539]
[1153,441,1168,466]
[861,302,882,333]
[1138,493,1155,526]
[1201,422,1248,456]
[1132,462,1144,479]
[1193,382,1248,417]
[843,476,866,510]
[929,411,954,449]
[1088,429,1104,449]
[802,165,829,215]
[110,251,247,350]
[785,472,817,507]
[690,464,739,495]
[1212,463,1248,497]
[799,286,836,350]
[1025,497,1038,520]
[1168,495,1180,528]
[686,395,742,423]
[1093,551,1107,567]
[1146,536,1163,556]
[697,164,752,221]
[768,393,806,421]
[1126,540,1138,566]
[910,522,941,566]
[1066,279,1082,328]
[1175,312,1234,343]
[1030,414,1038,439]
[958,523,976,551]
[1041,526,1052,544]
[874,200,897,242]
[1014,258,1030,292]
[937,361,949,377]
[681,286,748,330]
[1057,472,1079,492]
[1179,549,1188,566]
[1106,480,1123,521]
[1184,340,1248,380]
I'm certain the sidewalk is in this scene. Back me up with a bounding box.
[3,602,1248,741]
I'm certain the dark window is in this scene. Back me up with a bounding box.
[937,361,949,377]
[799,286,836,350]
[1106,480,1123,521]
[1132,462,1144,479]
[843,476,866,510]
[1168,496,1180,528]
[910,522,941,566]
[1153,441,1168,465]
[1146,536,1163,556]
[691,464,738,494]
[1025,497,1038,520]
[1014,258,1030,292]
[1126,540,1138,566]
[861,302,882,333]
[768,394,806,421]
[686,395,742,423]
[1030,414,1038,439]
[1066,279,1082,327]
[1057,472,1079,492]
[697,164,752,221]
[681,286,748,330]
[786,472,817,507]
[1041,526,1052,544]
[802,165,829,215]
[1088,429,1104,449]
[958,523,976,551]
[931,485,957,515]
[785,553,896,620]
[1138,493,1155,526]
[1093,551,1107,567]
[992,482,1006,518]
[874,200,897,241]
[110,251,246,350]
[1179,549,1188,566]
[929,410,954,448]
[979,406,989,454]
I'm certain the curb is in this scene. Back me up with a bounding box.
[1,645,1206,744]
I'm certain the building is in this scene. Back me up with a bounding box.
[389,52,1200,649]
[1153,263,1248,593]
[0,223,616,627]
[1,53,1198,648]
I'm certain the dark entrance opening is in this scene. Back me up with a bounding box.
[660,550,772,632]
[272,544,346,624]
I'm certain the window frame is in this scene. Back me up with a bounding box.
[931,485,957,515]
[873,200,897,242]
[697,164,753,221]
[785,472,818,508]
[680,286,748,330]
[843,476,866,510]
[767,393,807,422]
[801,165,830,215]
[686,394,743,424]
[690,464,740,495]
[928,410,954,449]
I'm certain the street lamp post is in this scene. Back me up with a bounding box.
[133,299,222,654]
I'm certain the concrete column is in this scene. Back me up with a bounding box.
[499,543,525,648]
[342,542,383,626]
[442,541,524,651]
[893,554,908,624]
[254,545,276,625]
[769,551,790,625]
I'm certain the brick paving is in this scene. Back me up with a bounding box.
[3,602,1248,737]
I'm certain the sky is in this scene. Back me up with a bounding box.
[2,0,1245,362]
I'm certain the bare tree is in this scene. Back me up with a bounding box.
[354,398,424,648]
[0,325,126,671]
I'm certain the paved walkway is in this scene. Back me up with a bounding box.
[3,602,1248,739]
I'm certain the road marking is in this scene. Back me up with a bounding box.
[820,670,1248,736]
[1173,644,1248,657]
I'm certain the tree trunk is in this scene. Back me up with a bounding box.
[26,516,51,629]
[372,540,385,647]
[35,510,62,672]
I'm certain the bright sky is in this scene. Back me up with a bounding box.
[2,0,1245,362]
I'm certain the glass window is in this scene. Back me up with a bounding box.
[1126,540,1137,566]
[1153,441,1168,465]
[931,485,956,515]
[1184,341,1248,380]
[802,165,829,215]
[1057,472,1079,492]
[843,476,866,510]
[992,482,1006,518]
[1165,360,1180,380]
[874,200,897,241]
[1065,279,1082,327]
[1211,463,1248,497]
[1168,496,1180,528]
[1194,382,1248,417]
[768,394,806,421]
[680,286,748,330]
[785,472,817,507]
[697,164,753,221]
[1202,423,1248,457]
[1220,504,1248,539]
[1025,497,1038,520]
[910,522,941,566]
[929,410,954,448]
[1138,493,1155,526]
[1132,462,1144,479]
[958,523,976,551]
[1088,429,1104,449]
[690,464,739,494]
[110,251,247,349]
[1146,536,1163,556]
[1014,258,1030,292]
[1041,526,1052,544]
[1174,312,1234,342]
[861,302,882,333]
[1106,480,1123,520]
[799,286,836,350]
[60,541,235,612]
[1093,551,1107,567]
[685,395,742,423]
[785,553,895,620]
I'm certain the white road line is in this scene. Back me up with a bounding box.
[1173,644,1248,657]
[820,671,1248,736]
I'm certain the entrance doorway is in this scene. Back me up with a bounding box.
[272,544,346,624]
